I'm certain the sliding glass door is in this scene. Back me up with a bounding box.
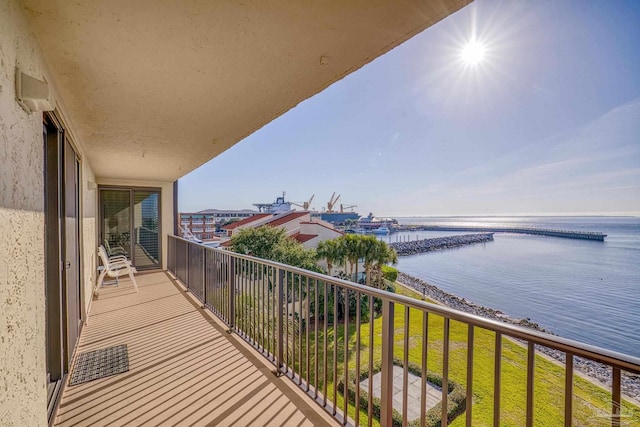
[101,189,132,258]
[44,113,82,420]
[100,187,161,269]
[134,190,160,269]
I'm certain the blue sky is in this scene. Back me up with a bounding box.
[180,0,640,216]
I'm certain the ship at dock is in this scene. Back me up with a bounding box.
[356,212,397,231]
[312,192,360,224]
[254,192,361,225]
[253,192,293,214]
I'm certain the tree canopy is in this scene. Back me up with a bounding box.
[316,233,398,287]
[229,226,320,272]
[229,227,397,284]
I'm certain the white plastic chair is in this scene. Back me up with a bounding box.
[99,244,132,267]
[104,239,128,257]
[97,246,138,292]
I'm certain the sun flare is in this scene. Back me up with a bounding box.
[460,40,486,65]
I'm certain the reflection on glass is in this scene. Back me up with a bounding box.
[134,191,160,268]
[101,188,161,269]
[102,190,131,257]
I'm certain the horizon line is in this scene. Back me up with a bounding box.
[379,213,640,218]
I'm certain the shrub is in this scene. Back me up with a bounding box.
[381,265,398,282]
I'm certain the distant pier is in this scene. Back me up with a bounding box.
[393,225,606,241]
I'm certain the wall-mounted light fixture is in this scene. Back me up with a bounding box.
[15,68,56,114]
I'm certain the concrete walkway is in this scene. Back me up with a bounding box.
[360,365,442,421]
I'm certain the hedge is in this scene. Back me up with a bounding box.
[381,265,398,282]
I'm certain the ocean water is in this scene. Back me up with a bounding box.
[382,217,640,357]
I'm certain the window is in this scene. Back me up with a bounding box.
[100,187,161,270]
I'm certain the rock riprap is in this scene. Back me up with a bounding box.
[397,271,640,401]
[391,233,494,255]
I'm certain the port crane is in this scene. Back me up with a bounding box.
[340,204,357,213]
[326,192,341,213]
[292,194,315,210]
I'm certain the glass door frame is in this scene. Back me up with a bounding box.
[44,111,84,422]
[99,185,162,270]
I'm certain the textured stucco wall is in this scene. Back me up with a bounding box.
[82,162,97,313]
[96,179,174,269]
[0,0,48,425]
[0,1,100,424]
[299,223,342,250]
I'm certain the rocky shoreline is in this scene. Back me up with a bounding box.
[390,233,494,256]
[397,271,640,400]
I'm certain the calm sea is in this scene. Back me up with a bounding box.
[380,217,640,357]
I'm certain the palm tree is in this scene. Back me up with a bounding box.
[316,238,344,277]
[341,234,365,282]
[360,235,380,287]
[375,240,398,289]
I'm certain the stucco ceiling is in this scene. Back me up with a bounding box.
[22,0,471,182]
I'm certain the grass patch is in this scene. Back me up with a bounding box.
[237,282,640,426]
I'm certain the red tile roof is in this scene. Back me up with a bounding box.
[292,232,317,244]
[222,213,272,230]
[264,211,309,228]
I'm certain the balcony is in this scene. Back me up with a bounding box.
[54,236,640,426]
[54,270,338,426]
[4,2,499,424]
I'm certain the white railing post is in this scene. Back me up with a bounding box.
[228,256,236,331]
[380,298,394,427]
[201,246,206,308]
[185,241,190,290]
[276,268,285,376]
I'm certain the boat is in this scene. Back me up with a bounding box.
[371,226,390,235]
[318,211,360,224]
[253,191,293,214]
[357,212,395,231]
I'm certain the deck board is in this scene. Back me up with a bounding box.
[55,271,338,427]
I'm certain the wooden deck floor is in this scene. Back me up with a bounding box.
[55,271,338,427]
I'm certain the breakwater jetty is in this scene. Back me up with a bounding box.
[391,233,494,255]
[394,225,606,241]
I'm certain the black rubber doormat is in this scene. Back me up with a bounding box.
[70,344,129,385]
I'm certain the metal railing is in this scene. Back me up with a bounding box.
[167,235,640,427]
[136,226,159,261]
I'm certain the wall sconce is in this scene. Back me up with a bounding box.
[15,68,56,114]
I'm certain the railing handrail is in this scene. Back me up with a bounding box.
[168,234,640,373]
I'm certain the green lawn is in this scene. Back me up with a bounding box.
[277,283,640,426]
